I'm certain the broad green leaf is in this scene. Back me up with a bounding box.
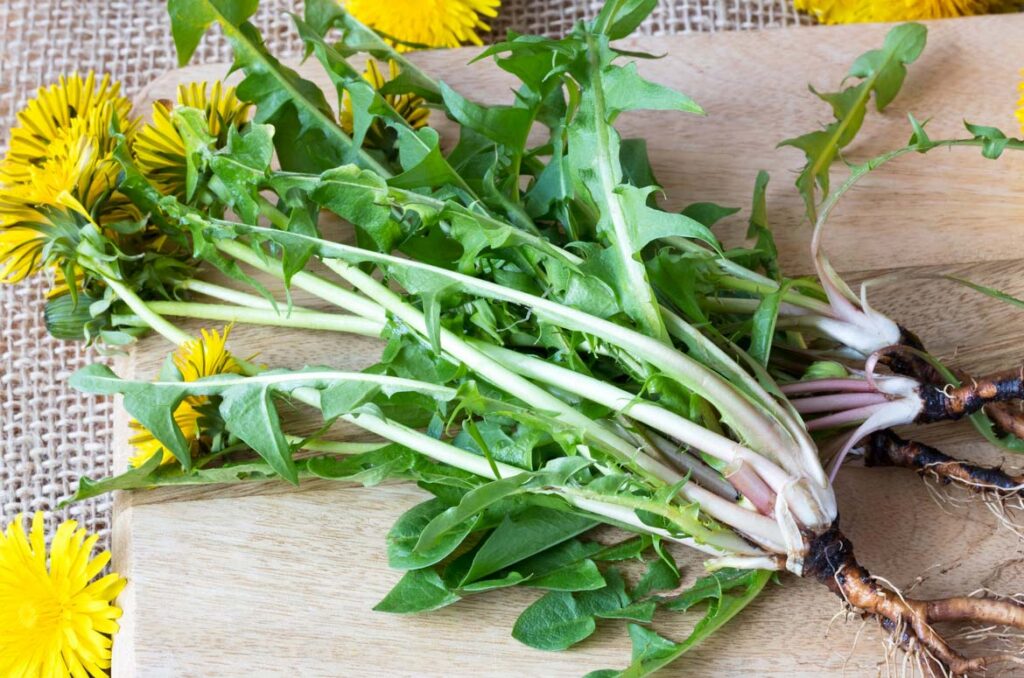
[848,23,927,111]
[319,381,381,419]
[374,569,461,613]
[219,383,298,483]
[603,62,702,116]
[440,82,533,150]
[389,127,462,191]
[280,207,319,288]
[457,506,596,585]
[313,165,392,232]
[749,284,786,368]
[387,497,479,570]
[616,185,719,251]
[512,591,597,651]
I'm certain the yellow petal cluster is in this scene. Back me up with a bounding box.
[0,73,136,287]
[794,0,1008,23]
[0,513,126,678]
[344,0,500,50]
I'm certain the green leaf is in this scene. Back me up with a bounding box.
[314,1,442,102]
[616,185,719,251]
[219,383,298,483]
[963,121,1018,160]
[388,127,463,191]
[374,568,461,613]
[168,0,378,175]
[681,202,740,229]
[280,207,319,288]
[313,165,392,236]
[530,558,606,592]
[593,0,658,39]
[780,22,927,217]
[167,0,259,65]
[62,452,163,504]
[458,506,596,585]
[801,360,849,381]
[208,123,275,223]
[440,82,533,150]
[513,591,597,651]
[319,381,381,419]
[307,446,414,486]
[602,62,702,116]
[633,554,680,598]
[387,497,479,570]
[749,284,786,368]
[848,23,927,111]
[618,138,660,195]
[661,567,763,612]
[745,170,779,279]
[601,569,772,677]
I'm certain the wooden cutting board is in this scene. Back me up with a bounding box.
[112,15,1024,676]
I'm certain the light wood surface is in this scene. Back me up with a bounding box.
[112,15,1024,676]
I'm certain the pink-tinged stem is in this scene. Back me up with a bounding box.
[791,392,891,414]
[780,378,877,395]
[805,404,887,431]
[726,462,777,517]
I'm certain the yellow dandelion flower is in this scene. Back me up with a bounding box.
[0,72,136,292]
[0,72,135,220]
[134,81,252,199]
[129,326,242,467]
[340,59,431,148]
[344,0,500,51]
[0,512,126,678]
[794,0,1006,23]
[2,72,132,184]
[1017,69,1024,135]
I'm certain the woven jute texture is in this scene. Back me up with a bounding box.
[0,0,810,547]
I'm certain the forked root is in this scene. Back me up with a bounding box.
[865,430,1024,495]
[803,521,1024,676]
[879,336,1024,435]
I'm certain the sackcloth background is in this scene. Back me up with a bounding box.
[0,1,812,547]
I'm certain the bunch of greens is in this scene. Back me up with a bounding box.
[6,0,1024,674]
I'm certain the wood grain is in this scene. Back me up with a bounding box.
[113,15,1024,676]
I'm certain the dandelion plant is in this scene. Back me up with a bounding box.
[3,0,1024,675]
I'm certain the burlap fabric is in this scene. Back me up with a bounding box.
[0,0,811,546]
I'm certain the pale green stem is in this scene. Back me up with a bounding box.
[309,247,794,465]
[215,239,387,323]
[180,279,284,310]
[470,340,793,493]
[287,436,387,455]
[318,258,677,482]
[142,300,384,337]
[100,274,190,345]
